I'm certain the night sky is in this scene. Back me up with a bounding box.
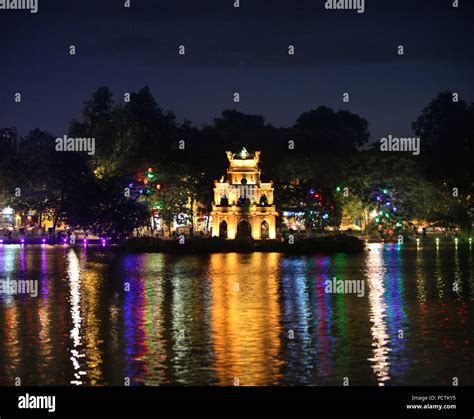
[1,0,474,142]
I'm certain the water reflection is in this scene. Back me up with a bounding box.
[365,244,391,385]
[415,246,427,303]
[38,247,52,382]
[210,253,282,385]
[82,260,104,385]
[279,257,314,385]
[122,255,149,384]
[313,256,336,384]
[383,246,407,383]
[0,245,473,386]
[453,245,463,299]
[67,249,86,385]
[434,244,445,299]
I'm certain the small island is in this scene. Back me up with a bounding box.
[119,234,365,254]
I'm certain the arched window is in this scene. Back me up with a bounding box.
[259,194,268,206]
[220,195,228,206]
[261,220,270,239]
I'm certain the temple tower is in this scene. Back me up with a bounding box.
[211,148,277,240]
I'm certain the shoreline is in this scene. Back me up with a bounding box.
[117,235,366,254]
[1,236,470,254]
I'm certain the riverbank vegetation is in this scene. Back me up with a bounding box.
[1,89,472,240]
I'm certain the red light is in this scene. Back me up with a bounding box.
[156,183,161,190]
[148,167,153,173]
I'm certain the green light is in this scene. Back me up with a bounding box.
[383,189,388,194]
[147,173,154,179]
[336,186,341,193]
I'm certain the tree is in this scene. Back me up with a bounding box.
[412,91,473,232]
[112,87,177,173]
[4,130,62,229]
[412,91,473,187]
[68,87,118,172]
[340,152,459,238]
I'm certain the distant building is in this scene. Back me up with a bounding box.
[211,148,277,239]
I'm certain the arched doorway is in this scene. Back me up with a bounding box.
[219,221,228,238]
[236,220,251,239]
[261,220,270,239]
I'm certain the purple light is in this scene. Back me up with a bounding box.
[63,238,67,244]
[376,195,381,201]
[129,183,134,188]
[386,201,391,206]
[21,239,25,244]
[393,207,398,212]
[42,238,46,243]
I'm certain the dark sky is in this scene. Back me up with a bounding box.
[1,0,473,142]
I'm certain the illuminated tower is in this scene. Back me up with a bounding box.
[211,148,277,239]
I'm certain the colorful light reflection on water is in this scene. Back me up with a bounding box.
[0,244,473,386]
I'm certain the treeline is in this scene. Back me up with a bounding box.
[0,87,472,237]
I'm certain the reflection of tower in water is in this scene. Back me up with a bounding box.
[210,253,282,385]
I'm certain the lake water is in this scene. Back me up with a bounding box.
[0,243,473,386]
